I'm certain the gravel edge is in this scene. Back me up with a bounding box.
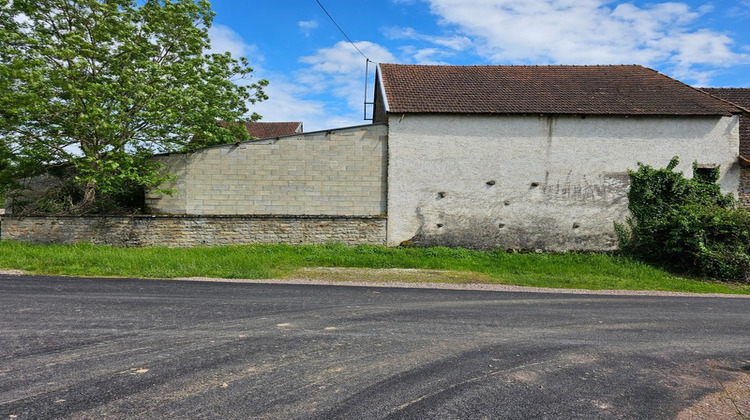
[168,276,750,298]
[2,269,748,298]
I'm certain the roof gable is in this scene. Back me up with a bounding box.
[701,88,750,156]
[377,64,743,117]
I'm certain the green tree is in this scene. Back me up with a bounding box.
[0,0,268,212]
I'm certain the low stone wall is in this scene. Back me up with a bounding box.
[0,215,387,247]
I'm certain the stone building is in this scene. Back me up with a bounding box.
[374,64,746,250]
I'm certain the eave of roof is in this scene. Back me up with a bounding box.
[376,68,390,115]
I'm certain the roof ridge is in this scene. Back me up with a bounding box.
[377,64,743,116]
[380,63,643,68]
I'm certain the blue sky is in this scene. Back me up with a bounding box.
[206,0,750,132]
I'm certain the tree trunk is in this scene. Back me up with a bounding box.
[81,180,96,208]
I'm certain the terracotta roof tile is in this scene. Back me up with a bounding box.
[378,64,743,117]
[244,121,303,138]
[700,88,750,156]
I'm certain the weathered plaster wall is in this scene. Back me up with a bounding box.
[147,124,387,216]
[387,114,740,251]
[0,215,386,247]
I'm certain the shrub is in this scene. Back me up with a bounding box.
[617,157,750,282]
[6,168,147,216]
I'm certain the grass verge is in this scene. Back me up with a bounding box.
[0,241,748,294]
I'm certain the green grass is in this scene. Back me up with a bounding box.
[0,241,748,294]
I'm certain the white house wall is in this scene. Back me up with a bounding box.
[386,114,740,251]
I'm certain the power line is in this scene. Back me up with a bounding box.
[315,0,369,61]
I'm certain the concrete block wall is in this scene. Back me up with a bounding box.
[0,215,387,247]
[147,124,387,216]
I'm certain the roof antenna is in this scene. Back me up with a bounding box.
[364,58,374,121]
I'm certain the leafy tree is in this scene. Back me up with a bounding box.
[0,139,11,206]
[0,0,268,212]
[616,157,750,282]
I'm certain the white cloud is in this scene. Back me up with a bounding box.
[250,78,329,129]
[384,26,471,51]
[206,25,326,126]
[299,41,396,119]
[207,24,258,59]
[237,39,398,131]
[418,0,749,84]
[207,24,393,130]
[412,47,452,64]
[729,1,750,17]
[298,20,318,37]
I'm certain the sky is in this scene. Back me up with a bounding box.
[206,0,750,132]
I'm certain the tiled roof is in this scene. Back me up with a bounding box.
[700,88,750,156]
[245,121,303,138]
[377,64,743,116]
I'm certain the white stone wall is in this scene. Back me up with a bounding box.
[147,124,387,216]
[387,114,740,251]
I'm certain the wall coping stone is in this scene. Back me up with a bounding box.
[2,214,387,220]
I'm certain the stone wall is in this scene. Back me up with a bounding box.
[739,167,750,208]
[147,124,387,216]
[0,215,387,247]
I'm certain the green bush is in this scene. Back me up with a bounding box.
[617,157,750,282]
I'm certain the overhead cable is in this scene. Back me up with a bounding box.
[314,0,369,61]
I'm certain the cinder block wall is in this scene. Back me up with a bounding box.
[147,124,388,216]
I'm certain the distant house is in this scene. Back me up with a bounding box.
[373,64,745,250]
[245,121,303,138]
[143,64,746,251]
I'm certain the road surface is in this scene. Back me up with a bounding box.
[1,274,749,419]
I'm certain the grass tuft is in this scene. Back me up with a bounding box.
[0,241,748,294]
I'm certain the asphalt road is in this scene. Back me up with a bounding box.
[1,274,749,419]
